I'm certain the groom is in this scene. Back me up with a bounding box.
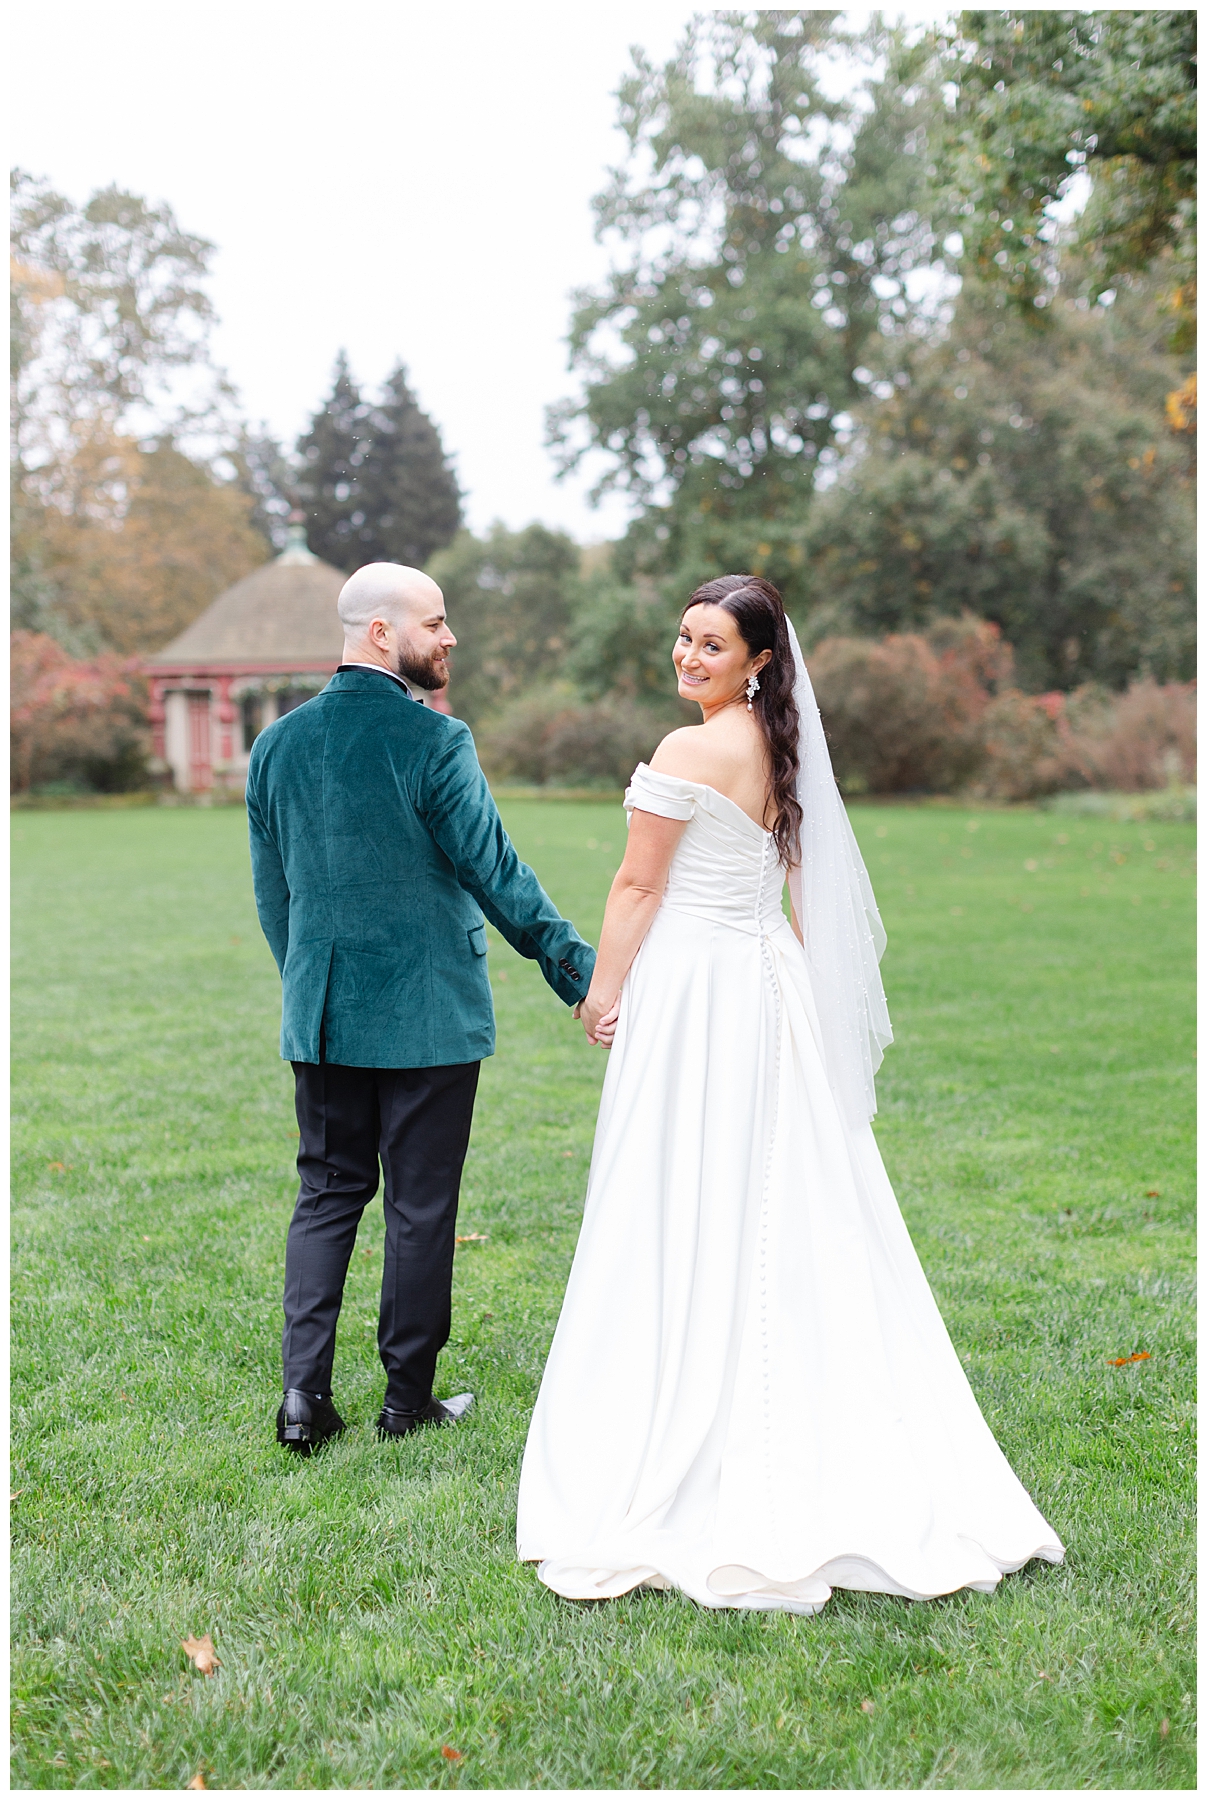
[246,561,596,1454]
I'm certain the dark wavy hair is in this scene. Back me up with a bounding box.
[680,574,802,866]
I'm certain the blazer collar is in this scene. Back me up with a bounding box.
[331,664,415,699]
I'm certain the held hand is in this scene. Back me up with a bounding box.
[579,990,620,1046]
[591,997,621,1046]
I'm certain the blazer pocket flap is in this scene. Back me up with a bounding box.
[467,924,488,957]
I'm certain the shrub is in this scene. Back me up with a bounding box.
[476,685,669,788]
[10,631,149,794]
[808,627,990,794]
[975,691,1068,801]
[1057,679,1197,791]
[808,618,1197,801]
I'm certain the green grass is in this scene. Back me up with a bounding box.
[11,801,1195,1789]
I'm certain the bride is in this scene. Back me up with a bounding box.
[515,573,1064,1614]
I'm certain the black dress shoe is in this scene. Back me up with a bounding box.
[276,1389,346,1456]
[375,1393,475,1439]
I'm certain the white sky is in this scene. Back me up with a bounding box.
[11,2,948,542]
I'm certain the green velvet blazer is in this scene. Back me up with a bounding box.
[246,668,595,1068]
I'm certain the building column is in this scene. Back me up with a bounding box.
[148,680,167,760]
[216,676,236,771]
[188,690,214,791]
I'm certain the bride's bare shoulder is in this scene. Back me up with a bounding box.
[649,727,713,781]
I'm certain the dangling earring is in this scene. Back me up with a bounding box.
[745,674,760,712]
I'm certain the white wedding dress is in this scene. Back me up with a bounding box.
[516,763,1064,1614]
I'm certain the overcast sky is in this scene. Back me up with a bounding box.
[11,2,944,541]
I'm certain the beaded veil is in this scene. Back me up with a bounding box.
[783,620,893,1125]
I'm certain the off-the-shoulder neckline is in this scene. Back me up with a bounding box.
[629,761,771,837]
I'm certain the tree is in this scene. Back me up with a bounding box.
[14,436,268,654]
[294,351,373,569]
[425,524,580,726]
[230,426,296,551]
[565,567,690,709]
[940,11,1197,343]
[544,12,1194,702]
[548,12,951,604]
[802,281,1194,689]
[10,171,265,652]
[295,357,462,572]
[10,169,221,465]
[357,363,462,567]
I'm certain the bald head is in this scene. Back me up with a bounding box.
[337,562,442,634]
[337,561,456,693]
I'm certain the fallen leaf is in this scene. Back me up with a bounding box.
[1131,1351,1151,1362]
[562,1150,574,1159]
[182,1634,220,1676]
[48,1161,65,1172]
[860,1699,875,1714]
[187,1773,208,1789]
[455,1233,488,1245]
[1146,1189,1161,1198]
[441,1745,463,1762]
[1160,1718,1171,1738]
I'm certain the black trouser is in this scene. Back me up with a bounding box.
[283,1060,480,1410]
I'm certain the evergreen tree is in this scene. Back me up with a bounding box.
[357,364,463,567]
[294,357,462,571]
[294,352,373,570]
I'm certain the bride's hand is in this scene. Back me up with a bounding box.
[579,991,620,1046]
[591,997,621,1046]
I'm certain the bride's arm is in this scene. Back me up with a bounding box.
[579,810,687,1044]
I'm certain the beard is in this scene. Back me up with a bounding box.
[393,638,449,692]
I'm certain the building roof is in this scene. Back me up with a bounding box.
[146,523,345,671]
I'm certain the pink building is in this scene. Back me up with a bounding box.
[144,519,448,793]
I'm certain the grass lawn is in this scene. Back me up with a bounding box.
[11,799,1195,1790]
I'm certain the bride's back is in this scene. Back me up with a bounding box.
[650,712,773,831]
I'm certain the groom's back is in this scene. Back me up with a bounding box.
[245,666,497,1069]
[251,672,455,898]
